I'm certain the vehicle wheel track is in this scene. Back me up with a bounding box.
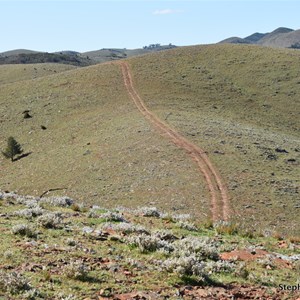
[117,61,230,222]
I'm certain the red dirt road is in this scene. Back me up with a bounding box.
[118,61,230,222]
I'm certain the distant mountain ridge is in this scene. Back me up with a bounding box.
[0,44,177,66]
[219,27,300,49]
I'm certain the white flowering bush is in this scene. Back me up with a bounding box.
[163,255,206,277]
[101,222,149,235]
[126,233,172,253]
[24,199,40,208]
[11,224,37,238]
[163,257,235,279]
[63,260,89,280]
[0,271,31,295]
[100,211,127,222]
[0,191,40,207]
[135,207,161,217]
[40,196,73,207]
[172,236,220,261]
[204,260,236,274]
[14,206,45,219]
[178,221,198,232]
[37,212,62,229]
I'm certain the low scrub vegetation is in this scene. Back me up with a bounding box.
[1,191,299,299]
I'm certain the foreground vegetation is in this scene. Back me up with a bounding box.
[0,191,299,299]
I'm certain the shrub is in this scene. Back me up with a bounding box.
[11,224,37,238]
[0,271,31,294]
[160,212,173,221]
[66,238,77,247]
[178,221,198,231]
[63,260,89,280]
[258,256,275,269]
[163,255,206,278]
[234,262,249,279]
[204,260,235,274]
[172,236,220,261]
[101,222,149,235]
[37,212,62,229]
[135,207,161,217]
[25,199,40,208]
[163,257,235,278]
[14,206,45,219]
[3,250,14,260]
[40,196,73,207]
[100,211,127,222]
[126,233,171,253]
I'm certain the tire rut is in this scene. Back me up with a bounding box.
[117,61,230,222]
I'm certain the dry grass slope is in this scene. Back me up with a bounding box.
[0,62,208,220]
[128,44,300,235]
[0,44,299,236]
[0,64,77,85]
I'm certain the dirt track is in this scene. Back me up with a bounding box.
[118,61,230,222]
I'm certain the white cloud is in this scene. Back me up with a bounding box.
[153,9,183,15]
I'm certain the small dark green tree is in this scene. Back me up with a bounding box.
[2,137,23,162]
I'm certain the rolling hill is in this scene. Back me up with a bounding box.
[219,27,300,49]
[0,44,177,66]
[0,44,299,236]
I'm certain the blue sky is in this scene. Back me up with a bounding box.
[1,0,299,52]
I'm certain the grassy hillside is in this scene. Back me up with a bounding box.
[128,44,300,236]
[0,44,299,236]
[0,64,77,85]
[0,62,208,220]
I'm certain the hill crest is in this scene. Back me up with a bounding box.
[219,27,300,48]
